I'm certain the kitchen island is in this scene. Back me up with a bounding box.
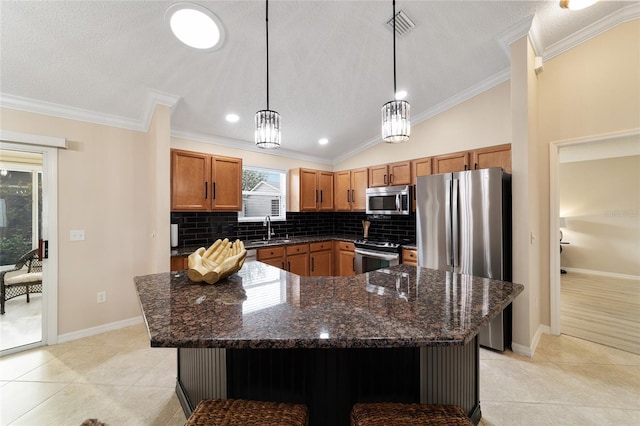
[135,261,523,425]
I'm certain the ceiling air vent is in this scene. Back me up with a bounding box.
[386,10,415,37]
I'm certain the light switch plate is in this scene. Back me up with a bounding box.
[70,230,85,241]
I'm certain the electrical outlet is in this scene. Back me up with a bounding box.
[97,291,106,303]
[70,230,85,241]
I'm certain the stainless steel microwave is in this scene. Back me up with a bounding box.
[365,185,412,215]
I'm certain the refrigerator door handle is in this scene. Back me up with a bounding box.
[445,180,452,267]
[452,178,459,268]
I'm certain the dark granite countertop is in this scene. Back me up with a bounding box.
[135,261,523,350]
[171,234,361,257]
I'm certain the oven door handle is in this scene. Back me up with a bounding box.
[355,248,399,261]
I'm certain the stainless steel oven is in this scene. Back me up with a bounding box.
[354,240,401,274]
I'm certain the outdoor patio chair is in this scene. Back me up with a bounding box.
[1,248,43,315]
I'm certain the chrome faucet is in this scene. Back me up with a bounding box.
[263,215,275,240]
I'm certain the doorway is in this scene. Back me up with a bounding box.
[549,129,640,353]
[0,133,61,355]
[0,150,43,350]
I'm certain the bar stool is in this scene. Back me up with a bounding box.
[351,402,473,425]
[185,399,308,426]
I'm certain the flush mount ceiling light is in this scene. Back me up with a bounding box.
[381,0,410,144]
[255,0,281,149]
[165,3,225,51]
[318,138,329,145]
[559,0,599,10]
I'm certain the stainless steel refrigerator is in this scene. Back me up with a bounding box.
[416,167,512,351]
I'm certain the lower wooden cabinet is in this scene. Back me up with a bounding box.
[335,241,356,276]
[286,244,310,276]
[310,241,333,276]
[258,246,286,270]
[402,248,417,266]
[170,256,188,271]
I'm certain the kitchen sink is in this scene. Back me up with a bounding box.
[247,239,292,246]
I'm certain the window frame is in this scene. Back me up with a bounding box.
[238,165,287,223]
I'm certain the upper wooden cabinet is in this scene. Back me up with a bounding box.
[432,144,511,174]
[432,152,470,174]
[471,144,512,173]
[411,157,432,183]
[369,161,411,187]
[334,168,368,211]
[171,149,242,212]
[289,168,334,212]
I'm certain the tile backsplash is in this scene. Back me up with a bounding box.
[170,211,416,247]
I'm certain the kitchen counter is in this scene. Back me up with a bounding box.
[171,234,360,257]
[135,261,522,349]
[135,262,522,425]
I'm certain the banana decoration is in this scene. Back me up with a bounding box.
[187,238,247,284]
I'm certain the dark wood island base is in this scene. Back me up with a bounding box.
[175,338,481,426]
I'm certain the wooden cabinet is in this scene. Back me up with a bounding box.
[258,246,285,269]
[171,149,242,211]
[432,151,470,174]
[432,144,512,174]
[335,241,356,277]
[471,144,511,173]
[402,248,417,266]
[170,256,188,271]
[310,241,333,276]
[334,168,368,211]
[411,157,433,210]
[289,168,334,212]
[286,244,309,276]
[369,161,411,187]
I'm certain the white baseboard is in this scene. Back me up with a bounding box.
[57,316,144,344]
[562,267,639,281]
[511,324,551,358]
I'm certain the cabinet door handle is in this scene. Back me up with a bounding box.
[351,189,355,204]
[212,182,216,199]
[384,174,387,185]
[320,190,323,203]
[315,190,318,203]
[281,262,285,269]
[347,190,350,203]
[288,261,291,271]
[474,163,478,170]
[204,182,208,199]
[390,173,393,184]
[352,257,355,272]
[311,257,315,272]
[464,164,468,170]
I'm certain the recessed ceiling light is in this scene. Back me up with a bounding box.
[165,3,225,51]
[395,90,407,100]
[225,114,239,123]
[318,138,329,145]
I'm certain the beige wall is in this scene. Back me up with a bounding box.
[335,81,511,171]
[172,137,331,172]
[559,155,640,276]
[538,20,640,326]
[1,108,156,335]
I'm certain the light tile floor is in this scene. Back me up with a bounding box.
[1,324,639,425]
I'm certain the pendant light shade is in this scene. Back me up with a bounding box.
[255,0,280,149]
[255,109,281,148]
[381,99,410,143]
[382,0,410,143]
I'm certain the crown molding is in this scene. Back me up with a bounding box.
[0,92,145,132]
[496,14,543,57]
[171,129,334,166]
[543,2,640,61]
[142,90,181,132]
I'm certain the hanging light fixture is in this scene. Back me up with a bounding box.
[381,0,410,143]
[255,0,281,149]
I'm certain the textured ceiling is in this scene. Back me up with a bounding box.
[1,1,637,164]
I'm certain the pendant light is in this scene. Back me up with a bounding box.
[381,0,410,143]
[255,0,281,149]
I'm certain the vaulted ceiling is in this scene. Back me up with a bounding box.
[1,1,636,164]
